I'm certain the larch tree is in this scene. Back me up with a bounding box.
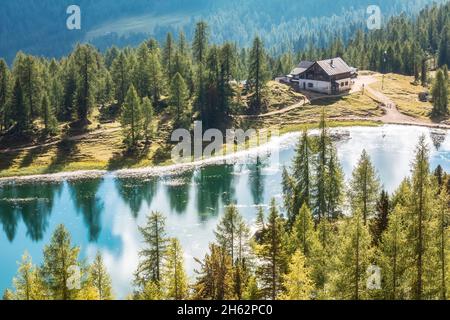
[325,146,344,219]
[141,96,154,143]
[162,238,189,300]
[0,58,10,132]
[291,130,312,223]
[247,36,269,114]
[10,78,29,134]
[349,150,381,224]
[193,21,209,65]
[41,92,58,135]
[88,252,114,300]
[111,52,131,107]
[330,211,373,300]
[169,72,190,126]
[72,44,101,122]
[133,43,151,98]
[163,32,175,80]
[12,252,47,300]
[135,211,169,290]
[432,68,448,117]
[194,244,235,300]
[289,204,319,259]
[280,250,315,300]
[436,185,449,300]
[377,205,409,300]
[256,199,288,300]
[121,85,142,148]
[41,224,83,300]
[314,110,329,222]
[371,190,390,244]
[406,135,437,299]
[148,52,165,106]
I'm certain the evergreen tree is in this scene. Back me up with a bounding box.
[3,289,14,300]
[314,110,329,222]
[135,212,169,289]
[163,32,175,80]
[436,185,449,299]
[12,252,47,300]
[194,244,235,300]
[247,36,269,114]
[289,204,319,258]
[10,78,29,133]
[41,225,83,300]
[72,44,101,122]
[330,211,373,300]
[169,72,190,126]
[88,252,114,300]
[280,251,314,300]
[377,205,409,299]
[148,52,165,105]
[291,130,312,222]
[256,199,288,300]
[111,52,131,107]
[133,43,151,98]
[41,93,58,135]
[0,58,9,132]
[121,85,142,148]
[432,68,448,117]
[349,150,381,224]
[162,238,189,300]
[193,21,209,64]
[371,190,390,244]
[141,97,154,143]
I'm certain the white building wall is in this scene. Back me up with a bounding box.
[297,79,331,94]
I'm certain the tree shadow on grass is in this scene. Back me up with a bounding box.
[0,151,20,172]
[45,139,80,173]
[19,144,53,168]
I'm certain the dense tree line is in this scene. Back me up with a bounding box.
[4,116,449,300]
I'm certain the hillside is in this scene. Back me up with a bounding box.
[0,0,445,63]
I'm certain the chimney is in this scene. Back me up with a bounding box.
[330,59,334,66]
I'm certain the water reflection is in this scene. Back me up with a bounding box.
[0,182,62,242]
[165,172,193,214]
[195,165,235,220]
[68,179,104,242]
[2,125,450,298]
[115,177,157,218]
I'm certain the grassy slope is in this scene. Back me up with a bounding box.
[369,73,433,120]
[1,77,421,178]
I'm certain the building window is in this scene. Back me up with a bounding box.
[345,81,349,86]
[308,83,313,88]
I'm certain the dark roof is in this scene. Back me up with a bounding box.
[290,61,314,76]
[315,57,352,76]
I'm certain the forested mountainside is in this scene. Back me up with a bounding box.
[0,0,445,63]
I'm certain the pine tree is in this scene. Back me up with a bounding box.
[280,251,314,300]
[330,211,373,300]
[291,130,312,222]
[111,52,131,107]
[121,85,142,148]
[290,204,320,258]
[314,109,328,222]
[88,252,114,300]
[3,289,14,300]
[349,150,381,224]
[169,72,190,126]
[10,78,29,133]
[377,205,409,299]
[194,244,235,300]
[141,97,154,143]
[193,21,209,64]
[325,146,344,219]
[133,43,151,98]
[12,252,47,300]
[148,52,165,105]
[163,238,189,300]
[256,199,288,300]
[135,211,169,289]
[13,53,42,120]
[281,166,295,224]
[163,32,175,80]
[371,190,390,244]
[41,93,58,135]
[0,58,9,132]
[436,185,449,299]
[432,68,448,117]
[72,44,101,122]
[41,224,83,300]
[247,36,269,114]
[406,135,436,299]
